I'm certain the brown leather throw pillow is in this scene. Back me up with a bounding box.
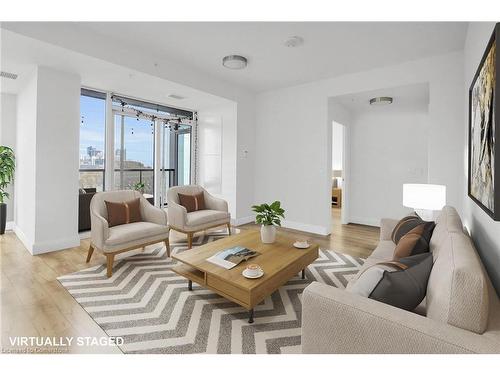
[105,198,142,227]
[391,215,435,260]
[178,192,206,213]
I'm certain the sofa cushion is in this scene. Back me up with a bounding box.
[186,209,230,227]
[426,231,489,334]
[105,221,168,246]
[429,205,463,256]
[349,253,433,311]
[393,221,435,260]
[369,240,396,260]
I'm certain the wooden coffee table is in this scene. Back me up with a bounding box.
[172,230,319,323]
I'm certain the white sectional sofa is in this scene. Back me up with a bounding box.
[301,206,500,353]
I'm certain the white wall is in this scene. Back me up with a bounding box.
[198,103,238,221]
[349,110,429,225]
[463,22,500,294]
[0,93,17,224]
[14,66,81,254]
[14,69,38,248]
[34,66,81,253]
[332,122,343,171]
[255,51,464,235]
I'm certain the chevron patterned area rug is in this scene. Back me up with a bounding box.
[58,229,364,354]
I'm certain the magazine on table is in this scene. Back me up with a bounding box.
[206,246,260,269]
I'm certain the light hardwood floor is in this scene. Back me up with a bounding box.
[0,208,378,353]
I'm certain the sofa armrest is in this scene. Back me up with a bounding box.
[379,218,399,240]
[203,190,229,212]
[90,212,109,250]
[301,282,497,354]
[167,201,188,229]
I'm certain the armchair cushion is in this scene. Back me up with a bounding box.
[186,210,230,227]
[104,221,169,251]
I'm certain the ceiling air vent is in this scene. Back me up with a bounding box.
[0,71,18,80]
[168,94,185,100]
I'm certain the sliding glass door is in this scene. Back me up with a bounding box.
[114,114,155,195]
[158,122,192,207]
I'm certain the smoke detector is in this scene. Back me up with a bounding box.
[284,36,304,48]
[0,71,18,80]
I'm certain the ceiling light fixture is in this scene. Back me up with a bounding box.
[284,36,304,48]
[222,55,248,70]
[369,97,393,106]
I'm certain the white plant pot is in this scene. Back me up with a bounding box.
[260,225,276,244]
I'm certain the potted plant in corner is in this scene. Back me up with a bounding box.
[0,146,15,235]
[251,201,285,244]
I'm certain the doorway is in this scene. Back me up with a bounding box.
[331,121,346,227]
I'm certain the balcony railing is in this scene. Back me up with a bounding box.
[79,168,176,194]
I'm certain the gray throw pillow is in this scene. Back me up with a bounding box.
[349,253,433,311]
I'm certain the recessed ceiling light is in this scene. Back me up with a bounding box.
[168,94,185,100]
[284,36,304,48]
[222,55,248,70]
[0,71,18,80]
[369,97,393,106]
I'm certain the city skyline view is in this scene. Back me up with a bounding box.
[80,95,154,169]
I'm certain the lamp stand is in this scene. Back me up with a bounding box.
[415,209,436,222]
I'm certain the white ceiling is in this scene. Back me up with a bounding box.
[1,22,467,93]
[333,82,430,114]
[0,29,234,111]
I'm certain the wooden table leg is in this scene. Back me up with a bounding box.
[248,309,254,324]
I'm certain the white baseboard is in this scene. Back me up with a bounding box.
[6,221,14,231]
[32,235,81,255]
[348,216,380,227]
[281,220,330,236]
[232,216,254,226]
[13,224,80,255]
[13,225,34,254]
[79,230,91,240]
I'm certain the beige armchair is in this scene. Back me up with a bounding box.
[167,185,230,249]
[87,190,170,277]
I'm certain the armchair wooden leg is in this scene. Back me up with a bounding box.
[140,246,146,252]
[86,244,94,263]
[226,223,232,235]
[106,253,115,278]
[164,239,171,258]
[187,232,193,249]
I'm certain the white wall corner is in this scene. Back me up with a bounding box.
[281,220,330,236]
[5,221,15,231]
[31,235,81,255]
[348,216,380,228]
[13,225,34,255]
[232,216,254,226]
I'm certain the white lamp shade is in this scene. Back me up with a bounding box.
[403,184,446,211]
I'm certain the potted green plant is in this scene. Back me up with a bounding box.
[251,201,285,244]
[133,181,145,194]
[0,146,15,235]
